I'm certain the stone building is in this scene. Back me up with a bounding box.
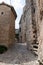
[37,0,43,64]
[0,2,17,49]
[19,6,26,43]
[19,0,40,55]
[19,0,43,57]
[25,0,41,55]
[25,0,34,50]
[19,17,22,42]
[25,0,39,53]
[19,0,43,64]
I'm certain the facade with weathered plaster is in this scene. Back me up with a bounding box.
[0,2,17,48]
[19,1,43,62]
[21,0,39,54]
[19,6,26,43]
[19,0,40,55]
[37,0,43,64]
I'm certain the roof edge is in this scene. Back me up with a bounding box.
[0,2,17,19]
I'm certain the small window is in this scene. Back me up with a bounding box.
[1,12,4,15]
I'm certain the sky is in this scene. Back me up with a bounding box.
[0,0,25,29]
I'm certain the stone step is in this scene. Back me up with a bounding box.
[32,42,39,44]
[33,51,38,56]
[30,47,38,51]
[32,44,38,46]
[30,49,38,56]
[33,45,38,49]
[32,44,38,48]
[33,46,38,49]
[32,42,39,45]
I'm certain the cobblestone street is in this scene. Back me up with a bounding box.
[0,43,39,65]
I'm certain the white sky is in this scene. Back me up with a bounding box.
[0,0,25,29]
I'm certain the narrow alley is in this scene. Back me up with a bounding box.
[0,43,39,65]
[0,0,43,65]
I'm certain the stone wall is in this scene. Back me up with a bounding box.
[19,0,43,63]
[26,0,43,63]
[0,5,15,48]
[19,6,27,43]
[37,0,43,64]
[19,0,40,55]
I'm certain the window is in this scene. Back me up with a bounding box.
[1,12,4,15]
[19,28,21,32]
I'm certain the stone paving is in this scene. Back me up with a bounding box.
[0,43,39,65]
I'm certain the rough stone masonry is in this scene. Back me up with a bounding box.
[0,2,17,49]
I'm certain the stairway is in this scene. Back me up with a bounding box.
[31,0,39,55]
